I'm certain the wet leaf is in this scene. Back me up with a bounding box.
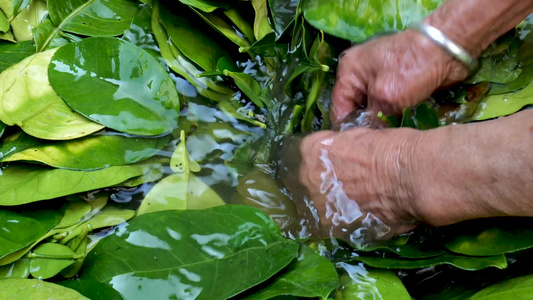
[0,131,169,170]
[470,273,533,299]
[0,163,151,206]
[123,5,159,55]
[444,218,533,256]
[472,78,533,120]
[490,17,533,95]
[193,8,250,48]
[0,40,34,72]
[223,70,272,108]
[61,206,136,244]
[139,131,224,215]
[303,0,443,42]
[159,2,233,74]
[0,49,104,140]
[0,278,88,299]
[335,264,411,300]
[0,208,62,260]
[49,37,181,136]
[467,38,522,85]
[239,245,339,299]
[55,201,93,229]
[353,254,508,271]
[10,0,48,41]
[59,280,125,300]
[38,0,139,51]
[179,0,231,13]
[269,0,298,38]
[29,243,77,279]
[252,0,273,41]
[79,205,300,300]
[151,2,233,100]
[0,258,30,279]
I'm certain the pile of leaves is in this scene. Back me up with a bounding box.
[0,0,532,299]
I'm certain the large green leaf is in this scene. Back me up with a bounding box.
[0,279,88,299]
[49,37,180,136]
[444,218,533,256]
[0,49,104,140]
[353,254,508,271]
[469,273,533,299]
[0,131,169,170]
[471,77,533,120]
[79,205,300,300]
[0,40,35,72]
[336,264,411,300]
[302,0,444,42]
[0,208,62,259]
[0,162,151,205]
[37,0,139,51]
[0,258,30,279]
[239,245,339,299]
[252,0,273,41]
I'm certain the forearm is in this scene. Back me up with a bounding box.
[411,109,533,225]
[425,0,533,57]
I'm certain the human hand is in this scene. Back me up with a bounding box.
[281,127,424,246]
[331,30,469,123]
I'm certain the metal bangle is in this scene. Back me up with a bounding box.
[410,22,479,72]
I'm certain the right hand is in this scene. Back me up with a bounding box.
[331,29,470,123]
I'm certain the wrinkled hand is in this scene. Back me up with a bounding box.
[282,128,425,244]
[331,30,469,122]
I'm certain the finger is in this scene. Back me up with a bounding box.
[331,79,365,125]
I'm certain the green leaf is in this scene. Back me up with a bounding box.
[360,233,446,259]
[138,131,225,215]
[159,2,232,73]
[151,2,233,101]
[302,0,443,42]
[33,16,76,52]
[48,37,181,136]
[0,279,88,299]
[61,206,136,244]
[0,40,35,72]
[29,243,77,279]
[0,131,170,170]
[192,7,251,48]
[239,245,339,299]
[10,0,48,41]
[0,162,151,206]
[61,235,88,278]
[122,5,159,55]
[252,0,273,41]
[0,258,30,279]
[223,70,272,108]
[489,17,533,95]
[0,208,62,259]
[336,264,411,300]
[178,0,231,13]
[38,0,139,51]
[58,280,125,300]
[218,99,267,128]
[0,120,5,138]
[0,9,9,33]
[0,49,104,140]
[79,205,300,300]
[467,38,522,84]
[353,254,508,271]
[469,273,533,299]
[268,0,298,38]
[444,218,533,256]
[55,201,93,229]
[472,77,533,120]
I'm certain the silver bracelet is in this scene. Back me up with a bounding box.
[410,22,479,72]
